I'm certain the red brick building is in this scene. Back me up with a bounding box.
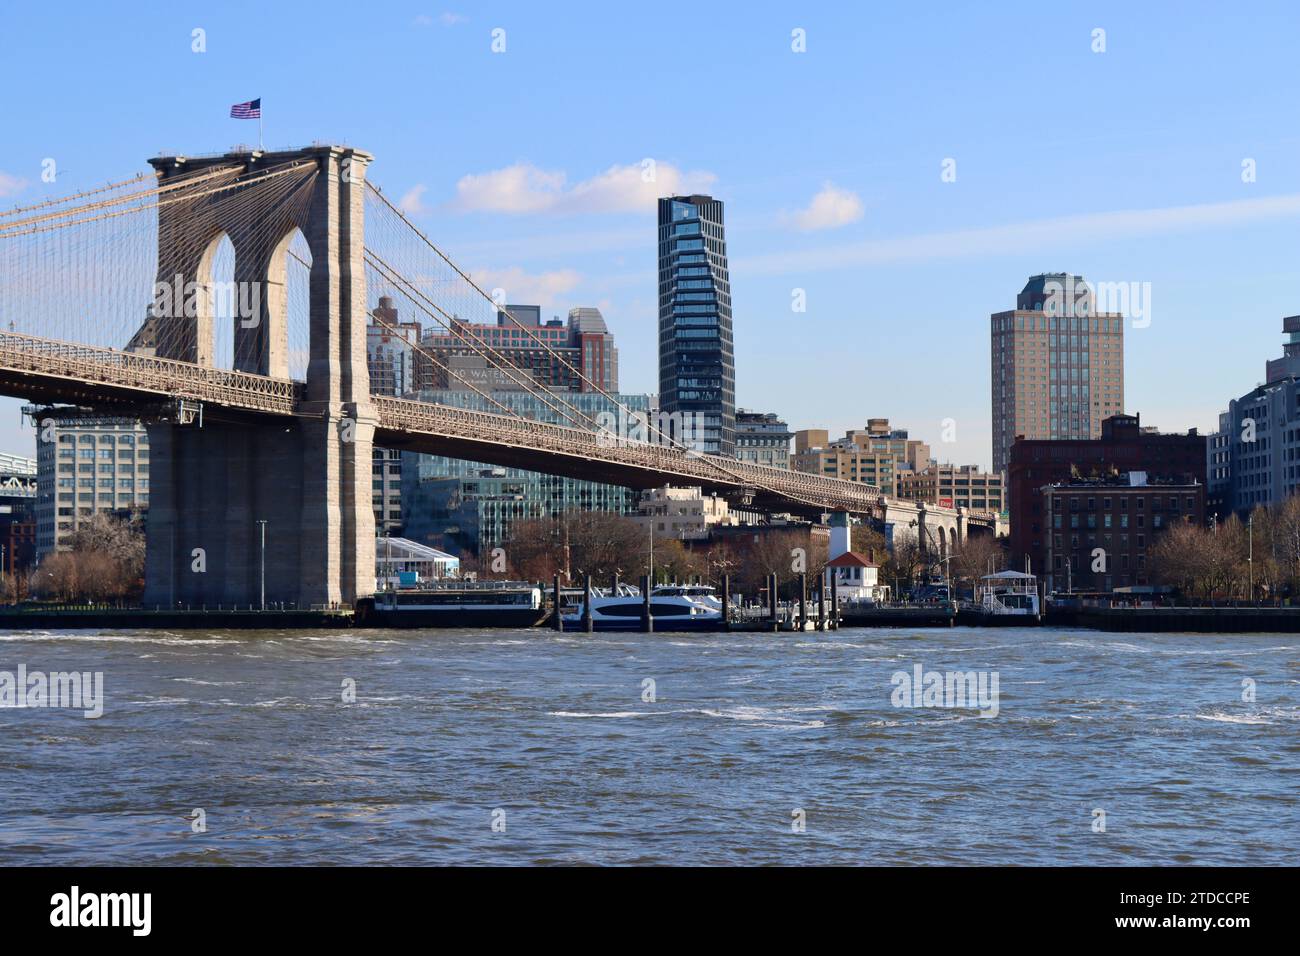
[1040,477,1204,592]
[1008,413,1207,576]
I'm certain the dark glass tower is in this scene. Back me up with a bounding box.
[657,195,735,456]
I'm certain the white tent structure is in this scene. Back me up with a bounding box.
[376,537,460,590]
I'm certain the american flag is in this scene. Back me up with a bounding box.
[230,98,261,119]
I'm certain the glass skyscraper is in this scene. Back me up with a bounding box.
[400,390,651,556]
[658,195,735,456]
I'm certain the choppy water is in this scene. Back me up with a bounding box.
[0,626,1296,865]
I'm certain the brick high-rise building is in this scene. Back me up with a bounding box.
[567,307,619,393]
[1007,413,1206,577]
[418,303,618,393]
[366,296,426,397]
[991,274,1126,475]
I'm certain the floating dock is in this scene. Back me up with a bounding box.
[841,605,956,628]
[1047,604,1300,632]
[0,607,355,630]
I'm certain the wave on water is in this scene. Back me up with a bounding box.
[1194,705,1298,726]
[547,706,828,729]
[133,696,193,707]
[696,706,826,729]
[1196,712,1274,725]
[1054,639,1149,653]
[549,710,673,719]
[171,678,246,686]
[291,634,402,645]
[0,632,240,645]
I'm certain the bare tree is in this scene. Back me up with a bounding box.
[30,513,145,603]
[953,534,1004,592]
[1150,520,1203,597]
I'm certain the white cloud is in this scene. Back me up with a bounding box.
[787,182,864,231]
[0,171,28,198]
[467,266,582,307]
[737,192,1300,276]
[564,163,716,214]
[453,165,566,214]
[450,161,717,215]
[398,184,429,214]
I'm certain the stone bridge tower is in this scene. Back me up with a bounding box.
[138,146,376,609]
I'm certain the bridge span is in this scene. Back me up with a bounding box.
[0,145,993,606]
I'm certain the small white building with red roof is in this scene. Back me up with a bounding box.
[826,551,886,603]
[826,510,889,603]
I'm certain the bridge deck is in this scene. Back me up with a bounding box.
[0,331,1000,522]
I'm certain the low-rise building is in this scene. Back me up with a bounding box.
[825,511,888,603]
[29,410,150,559]
[897,464,1005,513]
[0,453,37,580]
[793,419,930,495]
[1040,472,1204,593]
[634,485,734,541]
[827,551,887,603]
[735,409,792,469]
[1008,413,1207,575]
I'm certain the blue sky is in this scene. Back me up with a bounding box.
[2,0,1299,468]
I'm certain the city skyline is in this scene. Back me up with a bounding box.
[2,3,1298,471]
[1,0,1298,884]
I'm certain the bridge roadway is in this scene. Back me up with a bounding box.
[0,330,997,525]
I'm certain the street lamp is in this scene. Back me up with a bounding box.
[257,520,269,610]
[1248,512,1254,601]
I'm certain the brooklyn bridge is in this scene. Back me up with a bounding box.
[0,145,993,606]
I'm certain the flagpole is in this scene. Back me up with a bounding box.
[259,105,264,151]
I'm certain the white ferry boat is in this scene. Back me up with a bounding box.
[561,583,724,632]
[970,570,1041,625]
[361,582,547,628]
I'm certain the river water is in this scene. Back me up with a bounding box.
[0,626,1295,865]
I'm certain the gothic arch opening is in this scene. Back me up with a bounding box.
[240,226,312,380]
[204,233,235,371]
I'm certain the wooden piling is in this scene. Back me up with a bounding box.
[583,573,593,633]
[553,573,564,632]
